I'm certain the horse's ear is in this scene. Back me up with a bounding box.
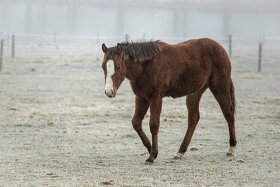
[102,43,107,53]
[117,43,122,53]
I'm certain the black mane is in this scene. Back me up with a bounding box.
[109,41,160,62]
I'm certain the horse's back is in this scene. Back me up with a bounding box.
[156,38,231,72]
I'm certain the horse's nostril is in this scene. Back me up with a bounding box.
[105,88,116,98]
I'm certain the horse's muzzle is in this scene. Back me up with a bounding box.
[105,89,115,98]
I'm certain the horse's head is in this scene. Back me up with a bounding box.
[101,43,127,98]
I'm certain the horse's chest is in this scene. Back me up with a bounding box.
[130,79,155,99]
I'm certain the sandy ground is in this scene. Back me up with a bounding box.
[0,43,280,186]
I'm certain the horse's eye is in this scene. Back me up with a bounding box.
[116,66,121,70]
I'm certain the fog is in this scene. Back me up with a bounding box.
[1,1,280,186]
[0,0,280,43]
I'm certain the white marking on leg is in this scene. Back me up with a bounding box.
[174,152,184,160]
[226,146,235,156]
[105,60,115,96]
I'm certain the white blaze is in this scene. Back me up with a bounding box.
[105,60,115,95]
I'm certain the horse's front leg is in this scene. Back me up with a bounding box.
[146,95,162,164]
[132,96,151,153]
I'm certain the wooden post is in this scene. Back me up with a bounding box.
[6,34,10,46]
[143,33,146,40]
[258,42,262,72]
[11,34,15,58]
[0,39,4,71]
[125,34,129,42]
[228,34,232,57]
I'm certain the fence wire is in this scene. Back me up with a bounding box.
[0,33,280,73]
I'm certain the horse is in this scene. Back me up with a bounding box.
[101,38,236,164]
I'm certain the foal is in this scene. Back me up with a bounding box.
[101,38,236,164]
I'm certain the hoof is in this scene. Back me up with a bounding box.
[145,159,154,165]
[226,152,234,157]
[174,152,184,160]
[226,146,235,156]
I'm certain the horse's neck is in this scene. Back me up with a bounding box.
[125,61,144,80]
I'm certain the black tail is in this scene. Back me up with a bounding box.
[230,79,236,115]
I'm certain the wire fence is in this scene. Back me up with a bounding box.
[1,32,280,73]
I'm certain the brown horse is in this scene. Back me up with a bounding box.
[101,38,236,164]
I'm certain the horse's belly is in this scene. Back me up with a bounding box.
[165,79,206,98]
[165,87,195,98]
[166,89,188,98]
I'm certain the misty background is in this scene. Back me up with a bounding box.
[1,0,280,44]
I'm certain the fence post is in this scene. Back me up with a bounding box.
[143,33,146,40]
[125,34,129,42]
[0,39,4,71]
[228,34,232,57]
[11,34,15,58]
[258,42,262,72]
[6,34,10,46]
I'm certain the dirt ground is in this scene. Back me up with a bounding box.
[0,43,279,186]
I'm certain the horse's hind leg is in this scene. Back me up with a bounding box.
[132,96,151,154]
[209,79,237,156]
[174,87,206,160]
